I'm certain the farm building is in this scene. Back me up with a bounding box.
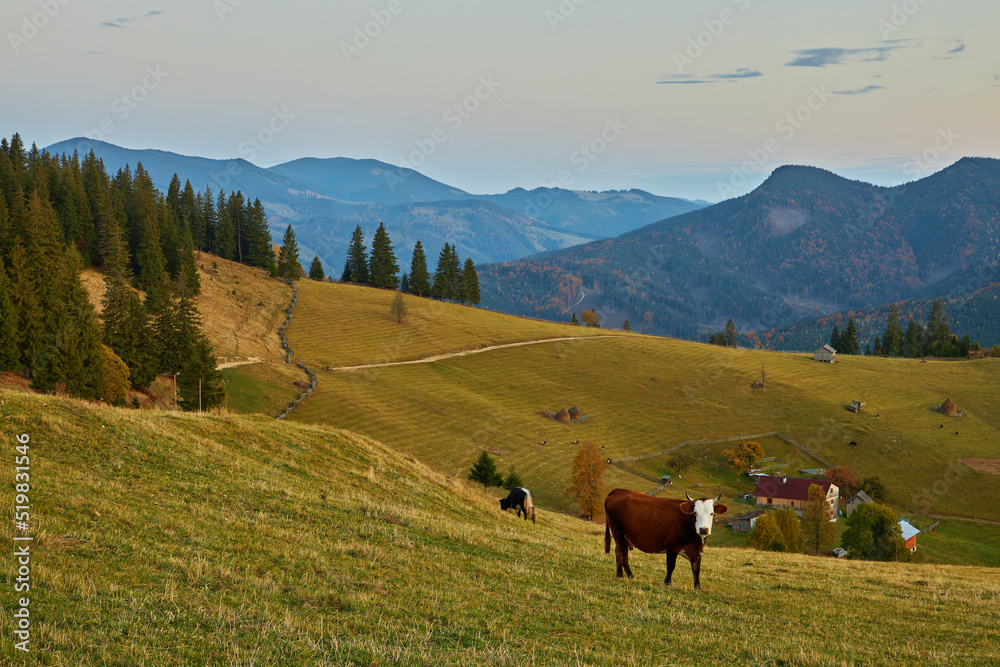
[814,344,837,362]
[846,490,875,518]
[899,520,920,552]
[752,476,839,521]
[730,510,765,533]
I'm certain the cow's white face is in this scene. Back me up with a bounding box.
[692,499,717,538]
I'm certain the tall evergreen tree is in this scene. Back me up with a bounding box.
[432,243,459,300]
[102,277,156,389]
[399,272,410,293]
[0,265,18,371]
[178,222,201,295]
[368,222,399,289]
[925,299,951,355]
[903,317,924,358]
[842,317,860,355]
[340,259,352,283]
[882,304,903,357]
[134,215,166,291]
[724,318,738,347]
[408,240,430,297]
[460,257,480,305]
[345,225,369,285]
[276,225,301,281]
[245,198,274,273]
[829,324,841,351]
[308,255,325,281]
[178,335,225,412]
[7,240,44,368]
[215,191,236,261]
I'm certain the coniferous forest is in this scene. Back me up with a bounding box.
[0,132,263,408]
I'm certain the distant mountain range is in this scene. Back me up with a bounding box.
[45,138,705,273]
[478,158,1000,341]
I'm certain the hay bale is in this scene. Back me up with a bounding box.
[940,397,959,416]
[568,405,582,420]
[554,408,571,423]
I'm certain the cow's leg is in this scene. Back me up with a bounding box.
[664,551,678,586]
[614,544,625,578]
[521,502,528,521]
[690,554,702,590]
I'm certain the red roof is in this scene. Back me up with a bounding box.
[752,476,835,501]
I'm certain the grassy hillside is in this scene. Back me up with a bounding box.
[285,278,616,368]
[286,284,1000,527]
[2,388,998,666]
[80,252,292,363]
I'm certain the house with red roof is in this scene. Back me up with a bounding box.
[752,476,839,521]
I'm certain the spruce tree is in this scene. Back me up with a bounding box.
[432,243,458,300]
[102,278,156,389]
[308,255,325,281]
[882,305,903,357]
[7,240,44,368]
[340,259,352,283]
[0,265,18,371]
[245,198,274,272]
[215,191,236,261]
[399,272,410,293]
[368,222,399,289]
[178,335,225,411]
[842,317,860,355]
[345,225,369,285]
[468,451,503,490]
[135,215,166,291]
[724,318,738,347]
[276,225,301,281]
[178,222,201,295]
[460,257,480,305]
[408,240,430,297]
[830,324,840,351]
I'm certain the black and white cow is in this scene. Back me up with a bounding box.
[499,487,535,523]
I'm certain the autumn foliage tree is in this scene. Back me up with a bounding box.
[824,466,860,500]
[567,443,607,520]
[801,484,835,555]
[722,440,765,471]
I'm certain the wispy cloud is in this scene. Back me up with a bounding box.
[656,68,763,85]
[786,44,912,68]
[101,11,162,28]
[145,11,163,17]
[833,85,885,96]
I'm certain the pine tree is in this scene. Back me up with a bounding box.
[368,222,399,289]
[7,240,44,368]
[432,243,458,300]
[0,265,18,371]
[925,299,951,356]
[468,451,503,491]
[345,225,369,285]
[622,319,631,332]
[135,215,166,291]
[340,259,352,283]
[502,467,524,491]
[399,272,410,293]
[724,318,738,347]
[408,240,430,297]
[830,324,841,351]
[903,317,924,358]
[570,313,579,325]
[178,222,201,295]
[460,257,480,305]
[882,305,903,357]
[276,225,301,281]
[215,191,236,261]
[308,255,325,281]
[842,317,860,355]
[245,198,274,273]
[178,335,225,412]
[102,272,156,389]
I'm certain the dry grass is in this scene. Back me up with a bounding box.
[80,253,291,363]
[1,387,998,666]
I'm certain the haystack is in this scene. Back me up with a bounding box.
[940,397,959,416]
[568,405,582,420]
[554,408,571,423]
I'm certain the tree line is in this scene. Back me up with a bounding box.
[338,223,480,305]
[0,133,225,409]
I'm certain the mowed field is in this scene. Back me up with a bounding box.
[2,388,999,666]
[287,283,1000,525]
[285,278,617,368]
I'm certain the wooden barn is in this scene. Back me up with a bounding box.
[815,344,837,363]
[898,520,920,552]
[846,490,874,518]
[752,476,839,521]
[730,510,765,533]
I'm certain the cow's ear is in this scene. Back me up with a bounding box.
[679,502,693,514]
[714,504,728,516]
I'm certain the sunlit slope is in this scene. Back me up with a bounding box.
[285,279,617,368]
[290,328,1000,520]
[2,389,999,666]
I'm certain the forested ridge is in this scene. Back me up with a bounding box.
[480,159,1000,339]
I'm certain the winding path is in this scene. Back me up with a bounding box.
[323,335,623,372]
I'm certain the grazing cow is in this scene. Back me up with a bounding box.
[604,489,728,589]
[499,487,535,523]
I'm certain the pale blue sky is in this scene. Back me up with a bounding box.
[2,0,998,201]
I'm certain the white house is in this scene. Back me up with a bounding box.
[815,344,837,363]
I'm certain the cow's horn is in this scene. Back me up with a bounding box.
[685,491,694,502]
[715,491,722,501]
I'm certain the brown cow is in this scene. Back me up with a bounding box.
[604,488,728,589]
